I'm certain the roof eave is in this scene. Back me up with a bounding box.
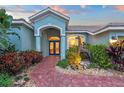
[12,19,33,30]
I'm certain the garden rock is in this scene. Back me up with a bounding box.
[56,65,124,77]
[80,60,90,69]
[14,80,26,87]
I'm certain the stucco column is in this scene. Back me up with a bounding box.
[60,36,66,60]
[36,36,41,52]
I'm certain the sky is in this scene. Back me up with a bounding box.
[0,5,124,26]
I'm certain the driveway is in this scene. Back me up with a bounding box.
[30,56,124,87]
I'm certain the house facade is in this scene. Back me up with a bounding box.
[9,7,124,60]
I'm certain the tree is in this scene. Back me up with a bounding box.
[0,8,13,49]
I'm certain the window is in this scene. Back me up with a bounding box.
[110,35,124,44]
[118,36,124,40]
[67,35,85,48]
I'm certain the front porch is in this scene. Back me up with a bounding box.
[35,26,66,60]
[30,8,69,60]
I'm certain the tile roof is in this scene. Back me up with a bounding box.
[12,18,124,35]
[68,23,124,33]
[68,25,103,33]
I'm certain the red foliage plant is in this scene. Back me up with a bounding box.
[0,51,43,75]
[106,40,124,71]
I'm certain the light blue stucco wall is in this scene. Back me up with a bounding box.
[21,26,35,50]
[36,36,41,51]
[87,31,109,45]
[8,26,22,50]
[34,13,67,59]
[86,30,124,45]
[109,30,124,39]
[34,14,66,35]
[9,25,35,51]
[82,33,89,43]
[61,36,66,59]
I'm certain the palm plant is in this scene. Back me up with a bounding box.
[0,9,13,49]
[0,8,19,52]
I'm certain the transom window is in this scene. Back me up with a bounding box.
[49,36,60,41]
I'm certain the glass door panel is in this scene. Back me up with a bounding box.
[49,41,60,55]
[55,42,60,54]
[50,42,54,55]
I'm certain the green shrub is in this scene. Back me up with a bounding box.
[5,43,17,53]
[57,59,69,68]
[66,46,86,61]
[0,43,17,55]
[67,52,81,69]
[66,46,81,69]
[24,77,30,81]
[80,52,85,61]
[86,44,112,69]
[66,46,78,59]
[14,75,23,81]
[0,72,13,87]
[88,63,99,68]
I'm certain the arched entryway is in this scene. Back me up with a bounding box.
[35,25,66,60]
[40,27,61,57]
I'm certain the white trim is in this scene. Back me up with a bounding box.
[12,20,33,29]
[29,8,69,21]
[94,27,124,35]
[13,20,124,36]
[36,24,65,36]
[34,13,50,23]
[34,13,68,24]
[67,26,124,35]
[66,30,94,35]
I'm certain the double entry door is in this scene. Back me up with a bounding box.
[49,41,60,55]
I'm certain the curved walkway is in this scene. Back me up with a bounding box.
[30,56,124,87]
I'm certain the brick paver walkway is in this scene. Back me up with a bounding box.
[30,56,124,87]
